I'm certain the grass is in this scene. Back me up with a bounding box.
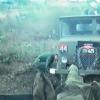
[0,36,58,64]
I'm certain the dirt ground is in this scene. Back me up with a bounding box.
[0,62,37,95]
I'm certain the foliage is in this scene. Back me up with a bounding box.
[0,37,57,64]
[0,0,97,64]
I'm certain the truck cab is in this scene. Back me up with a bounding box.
[57,15,100,75]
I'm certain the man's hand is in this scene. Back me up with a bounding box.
[49,68,56,74]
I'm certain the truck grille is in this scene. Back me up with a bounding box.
[79,53,96,70]
[76,41,100,70]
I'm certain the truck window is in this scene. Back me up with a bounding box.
[76,24,92,31]
[59,16,100,37]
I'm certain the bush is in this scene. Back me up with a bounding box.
[0,38,57,64]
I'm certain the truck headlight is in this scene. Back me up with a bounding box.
[61,57,67,63]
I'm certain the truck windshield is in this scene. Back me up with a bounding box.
[59,16,100,37]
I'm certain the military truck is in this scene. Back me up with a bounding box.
[54,15,100,77]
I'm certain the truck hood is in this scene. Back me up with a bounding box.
[59,35,100,42]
